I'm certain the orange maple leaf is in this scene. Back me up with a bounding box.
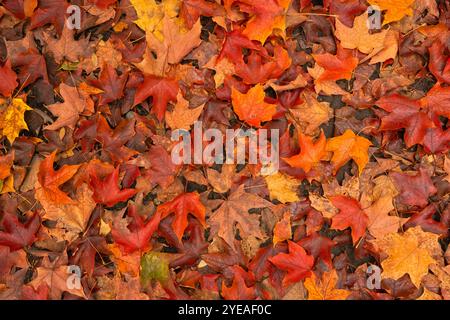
[325,129,372,175]
[37,151,80,204]
[283,130,327,173]
[231,84,277,127]
[312,49,358,82]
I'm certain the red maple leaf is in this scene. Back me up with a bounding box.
[89,64,128,106]
[0,212,40,251]
[269,240,314,286]
[420,84,450,120]
[376,94,434,147]
[221,265,257,300]
[30,0,69,35]
[143,145,177,189]
[218,29,262,63]
[13,49,49,88]
[133,76,179,121]
[299,232,336,268]
[330,195,368,244]
[95,116,138,163]
[89,166,137,207]
[111,205,161,254]
[0,60,18,97]
[428,41,450,84]
[404,204,448,235]
[156,192,206,241]
[423,127,450,154]
[390,168,437,208]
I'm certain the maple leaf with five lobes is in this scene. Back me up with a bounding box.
[234,46,292,85]
[269,240,314,286]
[312,49,358,83]
[38,25,92,64]
[45,83,86,131]
[35,183,96,235]
[30,256,86,300]
[231,84,277,127]
[283,130,327,173]
[372,226,440,287]
[335,12,387,55]
[217,29,262,63]
[89,64,127,106]
[89,167,137,207]
[156,192,206,241]
[37,151,81,205]
[326,129,372,175]
[112,205,161,254]
[0,98,32,144]
[288,92,333,135]
[134,76,179,121]
[304,270,351,300]
[208,185,273,250]
[0,212,40,251]
[136,16,202,76]
[390,168,437,208]
[330,195,369,244]
[376,94,435,147]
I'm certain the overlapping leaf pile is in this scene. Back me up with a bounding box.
[0,0,449,300]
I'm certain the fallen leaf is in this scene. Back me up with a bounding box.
[231,84,277,127]
[0,98,32,144]
[326,129,372,175]
[166,93,204,130]
[265,172,300,203]
[304,270,351,300]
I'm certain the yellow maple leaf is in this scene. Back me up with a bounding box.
[326,129,372,175]
[265,172,300,203]
[130,0,180,41]
[373,227,440,287]
[368,0,415,25]
[304,270,351,300]
[0,98,32,144]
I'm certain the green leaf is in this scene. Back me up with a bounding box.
[140,252,169,286]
